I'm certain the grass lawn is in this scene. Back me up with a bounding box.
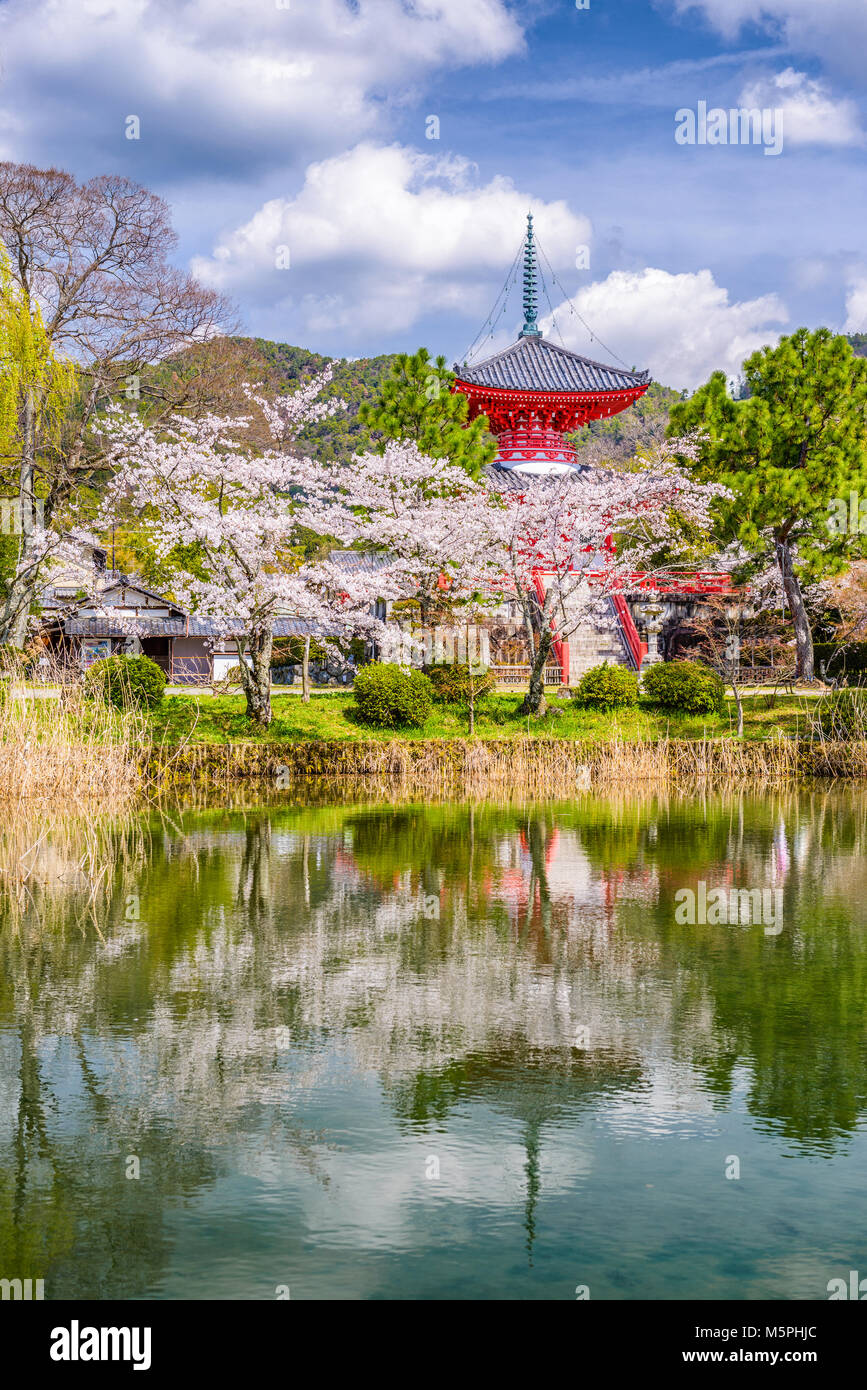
[149,688,824,745]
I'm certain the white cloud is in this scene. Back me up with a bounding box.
[739,68,863,146]
[192,142,591,341]
[194,149,793,380]
[844,276,867,334]
[667,1,867,76]
[0,0,525,177]
[492,46,786,108]
[544,267,788,391]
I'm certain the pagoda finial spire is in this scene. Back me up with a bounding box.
[520,211,543,339]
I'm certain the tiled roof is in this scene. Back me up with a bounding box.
[64,617,187,637]
[63,615,342,639]
[327,549,394,574]
[485,464,595,492]
[55,552,392,641]
[456,335,649,395]
[273,617,336,637]
[97,571,186,609]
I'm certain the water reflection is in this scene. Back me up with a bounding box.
[2,786,867,1299]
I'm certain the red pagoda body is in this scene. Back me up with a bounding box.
[452,213,650,472]
[448,215,734,680]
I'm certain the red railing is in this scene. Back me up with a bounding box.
[610,593,648,670]
[529,569,736,680]
[619,571,738,596]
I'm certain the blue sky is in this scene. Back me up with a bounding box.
[0,0,865,389]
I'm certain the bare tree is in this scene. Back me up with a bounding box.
[681,596,750,737]
[678,581,798,734]
[0,162,240,644]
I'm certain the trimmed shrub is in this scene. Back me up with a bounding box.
[575,662,638,709]
[86,654,167,710]
[424,663,494,704]
[642,660,725,715]
[352,662,433,729]
[814,688,867,739]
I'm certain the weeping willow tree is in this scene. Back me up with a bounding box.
[0,251,76,647]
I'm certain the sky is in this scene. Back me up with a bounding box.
[0,0,865,390]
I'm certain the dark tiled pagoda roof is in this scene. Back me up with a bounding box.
[485,464,593,491]
[456,335,649,395]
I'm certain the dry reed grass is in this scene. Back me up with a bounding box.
[0,655,152,931]
[0,806,150,934]
[145,727,865,798]
[0,656,148,811]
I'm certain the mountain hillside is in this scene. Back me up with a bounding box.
[249,338,397,463]
[567,380,683,467]
[245,337,682,467]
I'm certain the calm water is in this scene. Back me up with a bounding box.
[2,788,867,1301]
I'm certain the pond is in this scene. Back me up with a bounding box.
[2,787,866,1301]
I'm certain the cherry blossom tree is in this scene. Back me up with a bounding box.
[314,437,501,613]
[303,438,510,732]
[97,365,728,729]
[485,439,731,714]
[96,370,399,726]
[291,431,728,721]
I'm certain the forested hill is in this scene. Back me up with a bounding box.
[567,380,684,467]
[248,337,397,462]
[244,336,683,467]
[848,334,867,358]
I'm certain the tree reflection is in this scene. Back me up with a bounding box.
[2,788,867,1296]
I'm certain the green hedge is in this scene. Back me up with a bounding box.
[642,660,725,715]
[86,654,167,710]
[575,662,638,709]
[352,662,433,728]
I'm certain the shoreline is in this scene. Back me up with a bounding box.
[143,735,867,790]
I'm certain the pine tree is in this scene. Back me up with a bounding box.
[359,347,496,478]
[670,328,867,682]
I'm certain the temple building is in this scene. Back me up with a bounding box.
[34,217,734,691]
[446,214,733,683]
[453,213,650,474]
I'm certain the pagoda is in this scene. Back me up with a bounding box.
[452,213,650,472]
